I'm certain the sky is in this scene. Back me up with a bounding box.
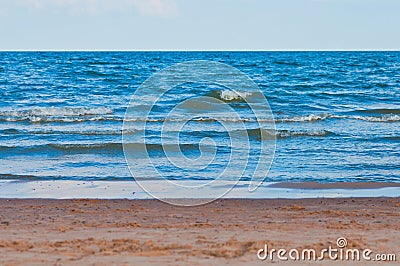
[0,0,399,50]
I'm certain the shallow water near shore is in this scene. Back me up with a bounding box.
[1,180,399,199]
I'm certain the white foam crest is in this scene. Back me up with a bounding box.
[124,117,255,123]
[0,107,113,117]
[2,116,114,123]
[219,90,253,101]
[354,114,400,122]
[278,114,330,122]
[277,129,332,138]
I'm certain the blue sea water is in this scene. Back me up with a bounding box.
[0,52,399,183]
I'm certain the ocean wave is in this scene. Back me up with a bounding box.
[0,116,118,123]
[244,128,276,140]
[352,114,400,122]
[3,128,329,156]
[206,89,258,102]
[0,142,225,154]
[219,90,253,101]
[48,143,122,151]
[4,114,397,124]
[0,107,114,123]
[124,117,257,123]
[0,128,138,136]
[126,115,329,123]
[0,128,20,134]
[277,114,332,122]
[1,107,398,125]
[0,107,113,117]
[234,128,334,140]
[125,143,221,152]
[0,143,123,154]
[276,129,334,139]
[277,113,400,123]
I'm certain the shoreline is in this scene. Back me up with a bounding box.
[0,198,399,265]
[1,180,399,199]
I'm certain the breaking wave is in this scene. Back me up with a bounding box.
[0,107,115,123]
[352,114,400,122]
[206,89,259,102]
[277,113,400,123]
[1,113,399,124]
[0,128,138,136]
[0,107,113,117]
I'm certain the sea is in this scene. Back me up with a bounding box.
[0,52,399,183]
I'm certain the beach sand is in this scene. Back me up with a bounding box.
[0,198,399,265]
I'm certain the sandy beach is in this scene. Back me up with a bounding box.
[0,197,399,265]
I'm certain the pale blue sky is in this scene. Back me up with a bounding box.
[0,0,399,50]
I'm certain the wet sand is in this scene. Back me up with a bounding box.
[268,182,400,189]
[0,198,399,265]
